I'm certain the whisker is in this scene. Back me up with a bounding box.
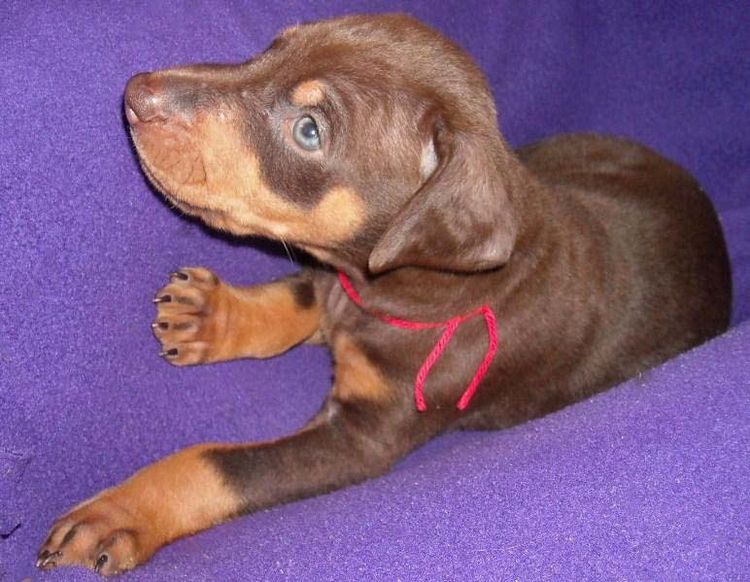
[281,239,296,265]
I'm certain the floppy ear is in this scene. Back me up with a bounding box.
[368,115,519,274]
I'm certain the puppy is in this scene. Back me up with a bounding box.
[37,13,731,575]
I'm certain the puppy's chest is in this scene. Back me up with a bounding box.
[319,284,405,365]
[320,283,379,342]
[318,282,487,389]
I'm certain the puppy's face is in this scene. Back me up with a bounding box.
[126,14,518,272]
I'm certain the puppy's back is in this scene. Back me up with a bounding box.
[519,133,730,374]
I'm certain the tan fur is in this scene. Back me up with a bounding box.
[333,334,393,403]
[291,79,326,107]
[41,444,240,574]
[112,444,240,541]
[154,269,321,364]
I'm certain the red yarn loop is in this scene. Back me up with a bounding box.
[337,271,499,412]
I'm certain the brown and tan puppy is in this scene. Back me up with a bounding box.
[37,14,731,575]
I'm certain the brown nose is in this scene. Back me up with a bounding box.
[125,73,167,124]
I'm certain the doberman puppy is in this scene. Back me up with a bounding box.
[38,13,731,575]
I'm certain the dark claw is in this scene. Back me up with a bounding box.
[35,550,48,568]
[151,321,169,330]
[36,549,61,569]
[170,271,189,281]
[159,348,178,357]
[94,553,109,573]
[153,294,172,304]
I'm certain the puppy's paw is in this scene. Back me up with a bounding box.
[152,267,229,365]
[37,496,150,576]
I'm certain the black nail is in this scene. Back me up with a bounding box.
[36,551,49,568]
[171,271,189,281]
[153,294,172,304]
[160,348,178,357]
[95,553,109,573]
[37,550,61,569]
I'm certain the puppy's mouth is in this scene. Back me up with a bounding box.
[138,150,266,236]
[131,128,219,218]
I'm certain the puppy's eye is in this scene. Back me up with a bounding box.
[292,115,321,151]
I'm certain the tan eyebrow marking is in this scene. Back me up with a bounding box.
[291,80,326,107]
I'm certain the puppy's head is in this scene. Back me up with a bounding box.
[125,14,520,273]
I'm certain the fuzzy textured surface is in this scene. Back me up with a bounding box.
[2,1,749,580]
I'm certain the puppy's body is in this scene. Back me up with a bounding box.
[311,132,729,434]
[38,14,730,575]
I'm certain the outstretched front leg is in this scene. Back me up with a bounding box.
[152,268,322,365]
[37,334,435,575]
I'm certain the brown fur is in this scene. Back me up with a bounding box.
[39,13,731,575]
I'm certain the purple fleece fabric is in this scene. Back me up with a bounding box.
[2,1,748,580]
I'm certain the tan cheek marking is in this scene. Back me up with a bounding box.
[333,334,393,403]
[300,185,365,244]
[291,80,325,107]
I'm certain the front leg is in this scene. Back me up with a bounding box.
[36,412,392,575]
[37,334,434,575]
[152,268,321,365]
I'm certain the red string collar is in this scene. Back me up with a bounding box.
[337,271,499,412]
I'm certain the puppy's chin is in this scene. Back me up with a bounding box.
[157,192,242,234]
[160,190,287,241]
[130,123,209,196]
[134,149,229,232]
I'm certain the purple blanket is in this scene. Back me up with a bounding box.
[2,1,748,579]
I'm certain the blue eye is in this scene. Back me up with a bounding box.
[292,115,321,150]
